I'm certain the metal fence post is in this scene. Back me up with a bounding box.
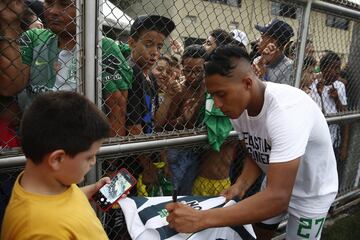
[294,0,313,88]
[84,0,99,185]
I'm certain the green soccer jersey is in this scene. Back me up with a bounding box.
[18,28,132,110]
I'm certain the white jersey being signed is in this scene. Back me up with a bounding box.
[118,196,256,240]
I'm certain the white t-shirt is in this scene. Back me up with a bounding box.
[309,79,347,147]
[54,49,77,91]
[230,82,338,215]
[118,196,256,240]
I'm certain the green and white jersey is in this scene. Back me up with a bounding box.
[118,196,256,240]
[18,28,132,110]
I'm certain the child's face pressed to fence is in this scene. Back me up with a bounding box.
[152,59,170,84]
[129,30,166,71]
[182,57,205,89]
[203,36,217,53]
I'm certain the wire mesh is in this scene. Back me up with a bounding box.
[1,0,360,239]
[0,0,83,151]
[97,138,245,239]
[306,7,360,197]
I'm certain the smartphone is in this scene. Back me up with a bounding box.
[92,168,137,212]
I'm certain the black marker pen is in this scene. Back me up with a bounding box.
[172,189,177,203]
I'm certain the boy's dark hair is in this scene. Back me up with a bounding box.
[181,44,208,65]
[24,0,45,24]
[170,55,179,66]
[21,92,111,164]
[284,39,313,59]
[320,51,341,71]
[20,7,38,31]
[158,54,171,64]
[340,64,350,80]
[130,15,175,40]
[306,39,313,45]
[209,29,236,47]
[303,56,317,70]
[205,45,251,77]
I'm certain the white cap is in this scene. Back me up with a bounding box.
[231,29,249,47]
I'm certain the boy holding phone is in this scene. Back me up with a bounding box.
[1,92,111,239]
[92,168,137,211]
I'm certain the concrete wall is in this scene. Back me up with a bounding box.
[308,10,353,59]
[122,0,354,56]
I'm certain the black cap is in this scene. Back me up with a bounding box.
[24,0,45,24]
[255,19,294,47]
[130,15,175,38]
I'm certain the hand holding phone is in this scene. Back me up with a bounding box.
[91,168,137,211]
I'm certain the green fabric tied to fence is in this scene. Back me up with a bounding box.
[137,162,173,197]
[204,93,233,152]
[148,172,173,197]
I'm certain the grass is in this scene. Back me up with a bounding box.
[322,208,360,240]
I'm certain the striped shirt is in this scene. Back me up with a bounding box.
[118,196,256,240]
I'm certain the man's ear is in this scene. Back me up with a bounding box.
[242,75,253,90]
[47,150,66,171]
[128,37,136,49]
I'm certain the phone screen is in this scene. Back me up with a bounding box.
[92,169,136,211]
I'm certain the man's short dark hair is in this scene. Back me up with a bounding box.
[303,56,317,70]
[130,15,175,40]
[205,45,251,77]
[320,51,341,71]
[21,92,111,164]
[181,44,208,64]
[209,29,236,47]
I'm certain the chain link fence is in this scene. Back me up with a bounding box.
[306,4,360,204]
[1,0,360,239]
